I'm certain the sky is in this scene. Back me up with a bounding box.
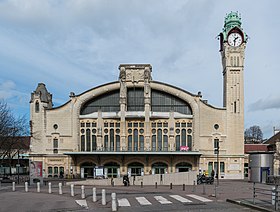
[0,0,279,139]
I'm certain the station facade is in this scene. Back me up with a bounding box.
[29,12,247,179]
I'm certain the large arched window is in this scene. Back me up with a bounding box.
[151,89,192,115]
[80,90,120,115]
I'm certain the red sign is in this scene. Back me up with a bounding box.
[180,146,189,151]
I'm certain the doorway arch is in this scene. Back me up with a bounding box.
[127,162,144,177]
[80,162,96,178]
[175,162,192,172]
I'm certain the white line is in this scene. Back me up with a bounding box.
[136,197,152,205]
[187,194,213,202]
[154,196,172,204]
[75,200,88,209]
[118,198,131,207]
[170,195,192,203]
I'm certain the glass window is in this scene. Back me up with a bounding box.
[140,135,144,151]
[35,101,39,113]
[134,129,138,151]
[86,129,91,151]
[187,122,192,127]
[59,167,64,174]
[181,123,186,127]
[104,135,108,151]
[81,135,85,151]
[127,88,144,111]
[128,135,132,151]
[86,122,90,127]
[110,123,114,128]
[152,135,156,151]
[116,135,120,151]
[104,122,108,127]
[181,129,186,146]
[92,135,96,151]
[80,90,120,114]
[116,122,120,127]
[139,123,144,127]
[81,122,85,127]
[176,123,180,127]
[214,139,219,149]
[157,129,162,151]
[92,122,96,127]
[48,167,53,174]
[110,129,114,151]
[176,135,180,151]
[53,139,58,149]
[163,135,168,151]
[133,122,138,127]
[163,122,168,127]
[220,162,225,173]
[187,135,192,151]
[54,167,58,174]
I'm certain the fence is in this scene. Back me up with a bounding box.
[252,182,279,211]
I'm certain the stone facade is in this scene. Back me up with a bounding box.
[29,12,247,180]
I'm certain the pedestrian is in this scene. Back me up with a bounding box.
[211,169,215,178]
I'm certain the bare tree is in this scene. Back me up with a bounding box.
[244,125,263,144]
[0,100,29,174]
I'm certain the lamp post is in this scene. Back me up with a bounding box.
[17,150,20,184]
[214,140,220,186]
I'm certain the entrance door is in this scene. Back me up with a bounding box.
[104,162,120,178]
[80,162,95,178]
[261,167,270,183]
[152,162,168,174]
[176,162,192,173]
[128,162,144,176]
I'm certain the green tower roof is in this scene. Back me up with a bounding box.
[222,11,247,42]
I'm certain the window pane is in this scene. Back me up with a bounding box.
[53,139,58,148]
[176,135,180,151]
[86,129,91,151]
[110,129,114,151]
[81,135,85,151]
[116,135,120,151]
[92,135,96,151]
[128,135,132,151]
[48,167,52,174]
[181,129,186,146]
[54,167,58,174]
[164,135,168,151]
[140,135,144,151]
[104,135,108,151]
[134,129,138,151]
[152,135,156,151]
[187,135,192,151]
[220,162,225,173]
[157,129,162,151]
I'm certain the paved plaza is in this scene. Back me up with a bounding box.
[0,180,272,211]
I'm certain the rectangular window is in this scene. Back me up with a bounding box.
[86,122,90,127]
[139,122,144,128]
[208,162,213,175]
[81,135,85,151]
[220,162,225,173]
[48,167,53,174]
[54,167,58,174]
[234,101,237,113]
[92,122,97,127]
[110,123,114,128]
[152,135,156,151]
[128,135,132,151]
[181,123,186,127]
[214,139,219,149]
[53,139,58,154]
[187,122,192,127]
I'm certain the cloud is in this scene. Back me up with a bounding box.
[249,97,280,111]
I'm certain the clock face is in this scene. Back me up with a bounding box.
[228,33,242,47]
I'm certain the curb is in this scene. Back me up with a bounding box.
[226,199,274,212]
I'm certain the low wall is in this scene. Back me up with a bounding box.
[66,171,197,186]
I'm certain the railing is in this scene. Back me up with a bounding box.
[82,147,193,152]
[252,182,279,211]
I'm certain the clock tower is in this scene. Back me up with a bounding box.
[220,12,248,155]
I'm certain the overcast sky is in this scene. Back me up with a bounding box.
[0,0,279,139]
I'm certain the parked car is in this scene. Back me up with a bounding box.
[0,176,13,183]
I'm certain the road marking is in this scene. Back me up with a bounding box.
[136,197,152,205]
[170,195,192,203]
[118,198,131,207]
[187,194,213,202]
[154,196,172,204]
[75,200,88,209]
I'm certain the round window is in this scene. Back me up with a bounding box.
[104,129,108,133]
[128,129,132,134]
[139,129,144,134]
[92,129,97,134]
[116,129,120,134]
[176,129,180,134]
[152,129,156,134]
[163,129,168,134]
[53,124,58,130]
[187,129,192,134]
[81,129,85,134]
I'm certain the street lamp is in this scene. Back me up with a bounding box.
[214,139,219,186]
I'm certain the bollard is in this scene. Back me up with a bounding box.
[253,182,256,204]
[71,184,74,197]
[170,183,172,190]
[102,189,106,205]
[155,182,157,189]
[25,182,28,192]
[37,182,40,193]
[59,183,63,195]
[202,183,206,195]
[12,182,15,191]
[192,180,196,192]
[48,182,52,194]
[111,193,117,211]
[183,184,185,191]
[141,181,143,188]
[93,187,97,202]
[81,185,85,199]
